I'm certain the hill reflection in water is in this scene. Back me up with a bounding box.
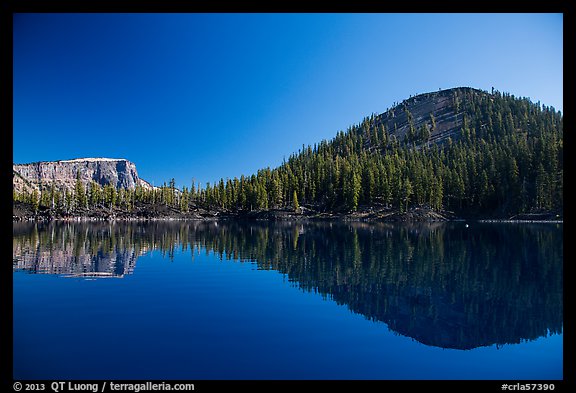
[13,220,562,350]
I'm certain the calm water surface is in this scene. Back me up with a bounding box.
[13,220,563,379]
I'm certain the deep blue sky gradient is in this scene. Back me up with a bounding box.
[13,13,563,188]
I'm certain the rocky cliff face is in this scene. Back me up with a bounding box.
[374,86,486,145]
[13,158,153,194]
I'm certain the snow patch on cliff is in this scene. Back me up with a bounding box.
[59,158,126,163]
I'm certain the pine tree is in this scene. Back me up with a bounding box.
[402,177,413,212]
[49,183,56,210]
[40,186,50,208]
[293,190,300,213]
[104,184,117,210]
[180,187,189,213]
[343,168,361,212]
[430,176,443,211]
[89,182,102,208]
[31,189,39,212]
[65,189,73,213]
[75,171,88,210]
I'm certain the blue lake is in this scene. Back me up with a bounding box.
[12,220,563,380]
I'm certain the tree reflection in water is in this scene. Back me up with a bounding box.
[13,220,562,350]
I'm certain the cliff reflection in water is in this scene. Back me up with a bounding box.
[12,222,146,278]
[13,220,563,350]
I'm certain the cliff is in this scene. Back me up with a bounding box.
[13,158,153,194]
[373,87,482,145]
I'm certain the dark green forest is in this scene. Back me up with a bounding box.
[13,88,563,218]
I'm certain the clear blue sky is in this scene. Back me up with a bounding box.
[13,13,563,189]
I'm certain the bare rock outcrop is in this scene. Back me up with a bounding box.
[13,158,153,193]
[374,87,486,146]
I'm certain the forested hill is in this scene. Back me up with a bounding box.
[195,87,562,218]
[13,87,563,220]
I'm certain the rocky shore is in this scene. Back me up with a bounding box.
[12,200,562,223]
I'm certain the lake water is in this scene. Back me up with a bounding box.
[12,220,563,380]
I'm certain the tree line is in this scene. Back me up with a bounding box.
[194,89,563,216]
[13,88,563,217]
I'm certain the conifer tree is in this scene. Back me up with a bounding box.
[75,171,88,210]
[293,190,300,213]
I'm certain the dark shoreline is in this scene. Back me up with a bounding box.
[13,219,564,224]
[13,212,563,224]
[13,200,562,223]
